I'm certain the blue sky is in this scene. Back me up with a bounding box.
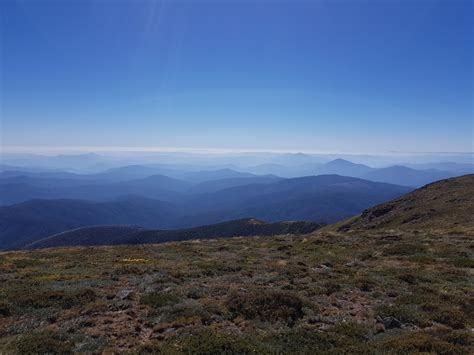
[1,0,472,154]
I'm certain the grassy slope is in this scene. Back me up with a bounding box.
[337,174,474,233]
[0,230,472,353]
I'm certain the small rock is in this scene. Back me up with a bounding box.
[311,264,332,273]
[117,289,134,300]
[383,316,402,329]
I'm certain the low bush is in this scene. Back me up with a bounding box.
[141,292,180,309]
[260,325,372,353]
[432,307,467,329]
[450,256,474,268]
[398,273,418,285]
[383,243,426,256]
[16,330,74,354]
[226,288,304,326]
[323,281,341,295]
[140,328,262,354]
[6,288,97,310]
[380,331,464,354]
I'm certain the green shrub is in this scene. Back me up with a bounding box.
[450,256,474,268]
[226,289,304,326]
[7,288,97,310]
[260,325,372,353]
[398,273,418,284]
[140,329,262,354]
[442,329,473,346]
[323,281,341,295]
[16,330,74,354]
[383,243,426,256]
[432,308,467,329]
[141,292,179,309]
[332,322,369,341]
[380,331,463,354]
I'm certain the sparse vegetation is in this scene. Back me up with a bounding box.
[226,288,304,325]
[0,230,472,353]
[16,330,74,354]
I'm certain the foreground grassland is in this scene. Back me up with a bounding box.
[0,231,473,354]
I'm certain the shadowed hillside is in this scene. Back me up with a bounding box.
[0,175,410,249]
[26,219,323,249]
[0,197,179,250]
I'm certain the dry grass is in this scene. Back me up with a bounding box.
[0,230,472,353]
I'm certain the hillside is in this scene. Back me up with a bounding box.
[0,175,472,353]
[338,174,474,232]
[0,197,179,250]
[177,175,411,226]
[26,219,322,249]
[25,225,146,249]
[186,175,282,194]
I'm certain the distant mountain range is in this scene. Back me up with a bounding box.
[175,175,411,227]
[312,159,458,187]
[1,158,472,250]
[20,174,474,251]
[362,165,454,187]
[0,175,410,249]
[244,159,470,185]
[247,159,474,182]
[1,159,471,205]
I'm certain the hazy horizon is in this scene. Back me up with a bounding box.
[1,0,473,154]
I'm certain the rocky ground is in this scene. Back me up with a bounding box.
[0,229,472,353]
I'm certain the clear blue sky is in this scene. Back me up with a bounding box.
[1,0,472,153]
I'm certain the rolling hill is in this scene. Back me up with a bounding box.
[25,219,323,249]
[0,197,179,250]
[186,175,283,194]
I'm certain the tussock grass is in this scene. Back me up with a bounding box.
[0,230,472,353]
